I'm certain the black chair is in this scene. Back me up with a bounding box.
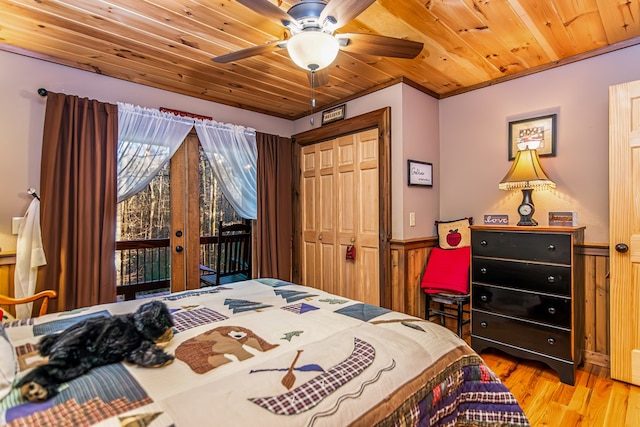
[419,246,471,337]
[200,220,251,287]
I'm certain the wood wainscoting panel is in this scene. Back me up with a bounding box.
[390,237,437,317]
[581,244,610,367]
[0,253,16,298]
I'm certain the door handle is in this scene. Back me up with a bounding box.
[615,243,629,253]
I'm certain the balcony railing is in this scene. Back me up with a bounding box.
[116,233,251,300]
[116,238,171,301]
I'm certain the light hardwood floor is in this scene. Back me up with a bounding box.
[448,323,640,426]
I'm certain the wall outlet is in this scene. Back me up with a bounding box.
[409,212,416,227]
[12,217,24,235]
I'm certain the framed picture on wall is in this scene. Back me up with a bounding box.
[508,114,557,160]
[407,160,433,187]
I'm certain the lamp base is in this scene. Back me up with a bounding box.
[516,188,538,226]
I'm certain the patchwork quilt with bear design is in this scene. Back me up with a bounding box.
[0,279,530,426]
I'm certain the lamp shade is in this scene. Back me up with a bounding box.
[499,148,556,190]
[286,31,340,71]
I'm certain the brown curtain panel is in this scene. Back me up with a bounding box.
[37,92,118,312]
[256,132,292,280]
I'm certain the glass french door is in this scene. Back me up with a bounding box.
[116,132,243,298]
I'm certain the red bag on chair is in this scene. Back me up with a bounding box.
[420,246,470,295]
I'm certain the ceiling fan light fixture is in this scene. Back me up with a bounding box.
[286,31,339,71]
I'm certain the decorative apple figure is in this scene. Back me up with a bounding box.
[447,229,462,247]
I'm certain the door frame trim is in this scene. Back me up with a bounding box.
[291,107,392,308]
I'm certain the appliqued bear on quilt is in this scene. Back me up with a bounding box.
[176,325,278,374]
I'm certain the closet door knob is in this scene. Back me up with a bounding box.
[616,243,629,253]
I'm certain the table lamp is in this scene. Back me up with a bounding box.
[499,148,555,226]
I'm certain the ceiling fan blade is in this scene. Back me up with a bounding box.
[235,0,298,28]
[337,33,423,59]
[212,40,286,63]
[308,69,330,87]
[320,0,376,29]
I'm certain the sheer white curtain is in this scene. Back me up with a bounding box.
[195,119,257,219]
[117,103,195,202]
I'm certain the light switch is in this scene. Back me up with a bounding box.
[12,217,23,235]
[409,212,416,227]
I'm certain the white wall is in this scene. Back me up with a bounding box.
[401,85,439,238]
[0,50,293,252]
[4,42,638,252]
[440,44,640,243]
[293,83,440,240]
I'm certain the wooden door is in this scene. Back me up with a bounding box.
[170,134,201,293]
[301,140,336,294]
[300,129,379,304]
[609,79,640,384]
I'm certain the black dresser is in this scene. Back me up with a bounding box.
[470,225,585,385]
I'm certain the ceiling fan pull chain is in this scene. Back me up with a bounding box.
[309,71,316,125]
[311,70,316,108]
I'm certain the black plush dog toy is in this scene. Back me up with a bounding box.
[17,300,175,402]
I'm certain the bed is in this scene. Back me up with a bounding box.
[1,278,530,426]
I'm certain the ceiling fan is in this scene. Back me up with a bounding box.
[212,0,424,85]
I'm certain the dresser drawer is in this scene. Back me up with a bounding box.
[472,311,571,360]
[472,230,572,264]
[472,284,571,328]
[472,257,571,296]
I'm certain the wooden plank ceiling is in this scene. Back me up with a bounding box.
[1,0,639,120]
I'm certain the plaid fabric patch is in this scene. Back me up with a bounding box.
[172,307,228,332]
[460,408,530,425]
[250,338,375,415]
[32,311,110,336]
[2,318,34,329]
[6,396,154,427]
[280,303,319,315]
[374,357,530,427]
[6,364,153,426]
[163,288,221,301]
[255,278,296,288]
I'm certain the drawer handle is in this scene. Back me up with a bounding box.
[480,295,488,302]
[480,240,488,247]
[548,244,556,251]
[547,275,556,283]
[547,338,556,345]
[480,321,488,328]
[480,267,487,274]
[548,307,556,315]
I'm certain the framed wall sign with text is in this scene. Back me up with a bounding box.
[407,160,433,187]
[508,113,557,160]
[321,104,346,125]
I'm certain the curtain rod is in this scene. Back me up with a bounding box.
[37,88,48,96]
